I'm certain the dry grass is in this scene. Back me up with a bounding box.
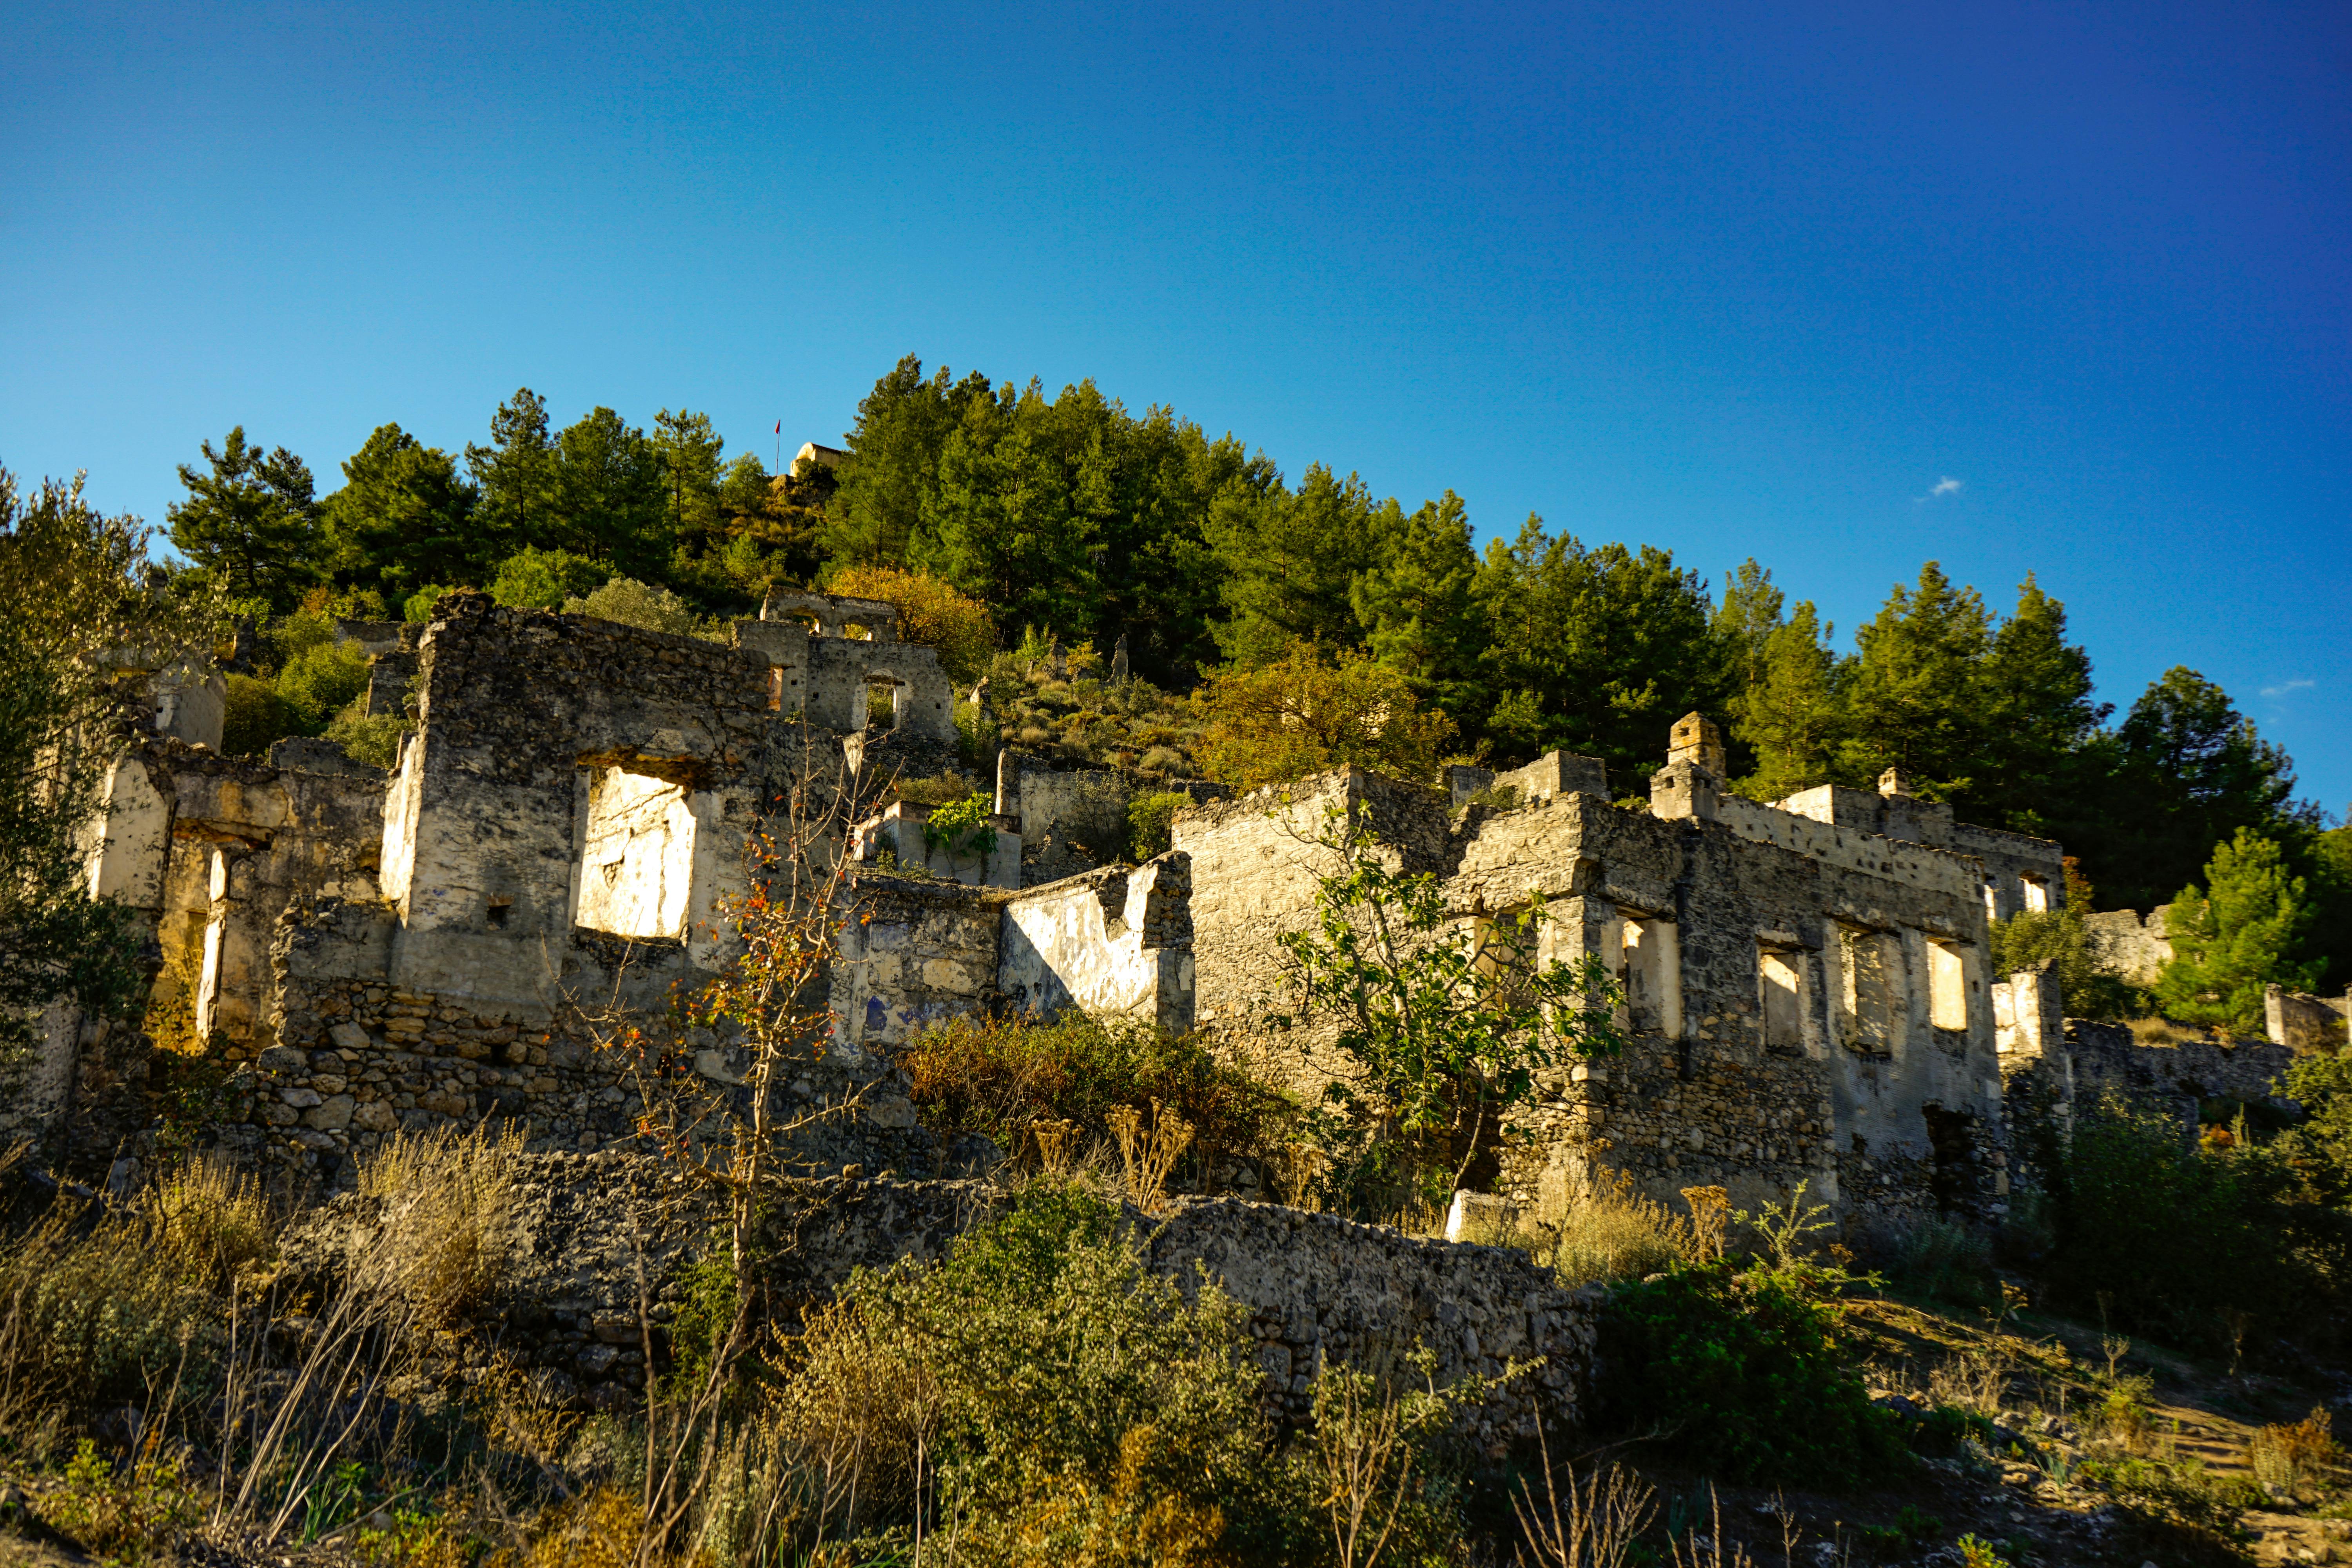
[2251,1407,2340,1495]
[2127,1016,2206,1046]
[353,1123,523,1325]
[0,1161,280,1441]
[1105,1101,1194,1214]
[1511,1430,1655,1568]
[1429,1175,1693,1287]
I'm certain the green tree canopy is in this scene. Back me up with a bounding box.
[652,407,726,547]
[2078,668,2303,912]
[319,423,479,602]
[1836,562,1994,799]
[167,426,322,612]
[1472,521,1727,777]
[1350,489,1488,720]
[464,387,557,563]
[2156,829,2320,1034]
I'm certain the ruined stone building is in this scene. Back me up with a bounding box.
[1174,715,2070,1223]
[24,599,2312,1233]
[19,590,1193,1183]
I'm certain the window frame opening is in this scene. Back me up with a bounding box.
[1759,942,1805,1053]
[575,765,697,942]
[1836,923,1899,1058]
[1928,938,1971,1032]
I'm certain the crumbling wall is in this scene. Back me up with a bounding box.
[2266,985,2349,1052]
[1176,756,2010,1226]
[2082,907,2173,986]
[304,1158,1598,1431]
[998,756,1132,884]
[829,876,1002,1071]
[998,854,1196,1035]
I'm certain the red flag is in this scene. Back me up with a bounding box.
[774,420,781,434]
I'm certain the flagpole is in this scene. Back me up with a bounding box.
[775,421,781,475]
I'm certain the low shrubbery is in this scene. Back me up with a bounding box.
[899,1013,1296,1190]
[1595,1259,1906,1486]
[2043,1097,2347,1350]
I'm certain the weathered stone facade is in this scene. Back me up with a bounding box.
[39,592,1194,1189]
[1174,719,2049,1225]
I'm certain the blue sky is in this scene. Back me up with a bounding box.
[5,0,2347,811]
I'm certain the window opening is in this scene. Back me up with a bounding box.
[1619,916,1681,1036]
[766,666,784,712]
[1759,945,1804,1050]
[1928,939,1969,1031]
[1837,924,1897,1055]
[866,678,900,731]
[577,767,696,940]
[487,898,513,929]
[2020,877,2049,913]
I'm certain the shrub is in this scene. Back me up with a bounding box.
[2045,1098,2341,1348]
[487,546,607,611]
[403,583,461,622]
[325,705,412,769]
[1192,640,1455,789]
[220,670,300,756]
[1595,1261,1905,1486]
[276,637,370,730]
[1127,789,1194,861]
[0,1172,271,1432]
[563,576,717,640]
[769,1183,1295,1555]
[1884,1216,1998,1309]
[899,1013,1294,1185]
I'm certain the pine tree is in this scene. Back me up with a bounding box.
[1205,463,1382,666]
[652,408,727,545]
[2082,668,2302,912]
[1471,521,1726,776]
[1350,490,1488,720]
[1968,575,2107,834]
[465,388,557,561]
[1838,562,1993,800]
[319,423,479,601]
[549,406,669,573]
[2156,829,2321,1034]
[1732,601,1846,801]
[167,426,322,612]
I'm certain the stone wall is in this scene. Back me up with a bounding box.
[997,755,1132,884]
[2082,907,2173,987]
[1174,759,2011,1226]
[292,1156,1599,1433]
[999,856,1196,1035]
[2266,985,2349,1052]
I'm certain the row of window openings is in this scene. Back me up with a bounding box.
[1982,875,2051,922]
[1556,915,1970,1049]
[1762,929,1973,1050]
[764,665,907,730]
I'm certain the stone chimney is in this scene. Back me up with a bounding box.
[1666,712,1726,776]
[1878,767,1913,799]
[1651,712,1725,822]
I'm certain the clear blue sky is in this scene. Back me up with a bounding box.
[5,1,2347,813]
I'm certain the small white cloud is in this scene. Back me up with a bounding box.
[2259,678,2314,699]
[1913,476,1964,503]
